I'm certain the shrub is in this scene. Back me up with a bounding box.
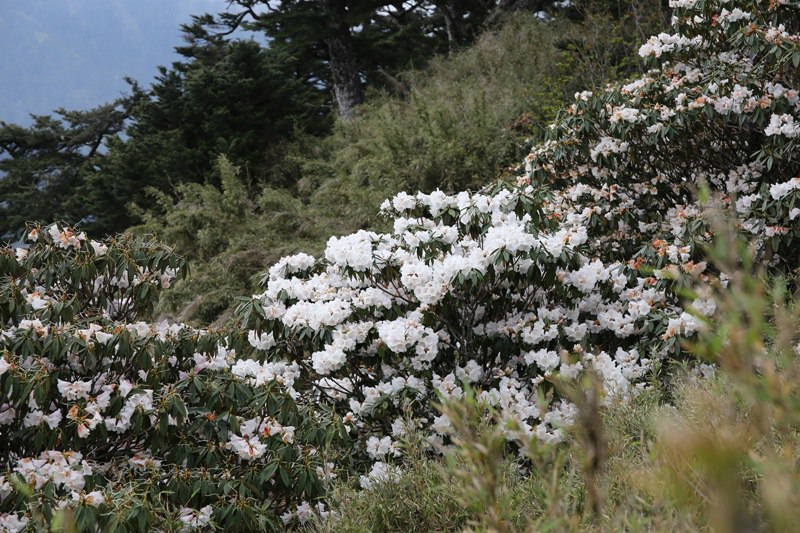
[325,219,800,531]
[233,0,800,495]
[0,225,342,531]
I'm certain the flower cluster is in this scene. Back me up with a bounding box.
[241,182,664,461]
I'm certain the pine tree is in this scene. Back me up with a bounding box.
[0,99,130,240]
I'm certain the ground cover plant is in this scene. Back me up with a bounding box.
[1,0,799,530]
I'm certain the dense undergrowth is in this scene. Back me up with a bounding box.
[325,226,800,532]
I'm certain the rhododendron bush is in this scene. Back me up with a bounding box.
[0,228,342,531]
[236,0,800,488]
[2,0,800,530]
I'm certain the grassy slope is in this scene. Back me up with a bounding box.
[137,5,666,325]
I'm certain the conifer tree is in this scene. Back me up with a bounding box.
[0,99,131,240]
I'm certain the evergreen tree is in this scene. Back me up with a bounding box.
[0,99,131,241]
[108,34,329,201]
[201,1,507,119]
[0,27,330,240]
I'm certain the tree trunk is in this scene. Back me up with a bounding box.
[322,0,363,121]
[436,2,459,54]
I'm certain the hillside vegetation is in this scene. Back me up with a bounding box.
[2,0,800,532]
[138,5,668,325]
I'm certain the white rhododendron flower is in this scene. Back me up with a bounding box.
[226,434,267,461]
[57,380,93,401]
[765,114,800,138]
[90,240,108,256]
[0,513,28,533]
[179,505,213,530]
[359,461,401,490]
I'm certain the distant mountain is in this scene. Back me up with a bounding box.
[0,0,226,126]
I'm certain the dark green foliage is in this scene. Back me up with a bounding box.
[110,35,330,198]
[0,100,131,240]
[0,28,330,241]
[205,1,508,108]
[0,226,346,530]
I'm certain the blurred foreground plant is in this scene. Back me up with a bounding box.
[649,206,800,532]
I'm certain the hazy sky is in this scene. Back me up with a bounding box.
[0,0,229,126]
